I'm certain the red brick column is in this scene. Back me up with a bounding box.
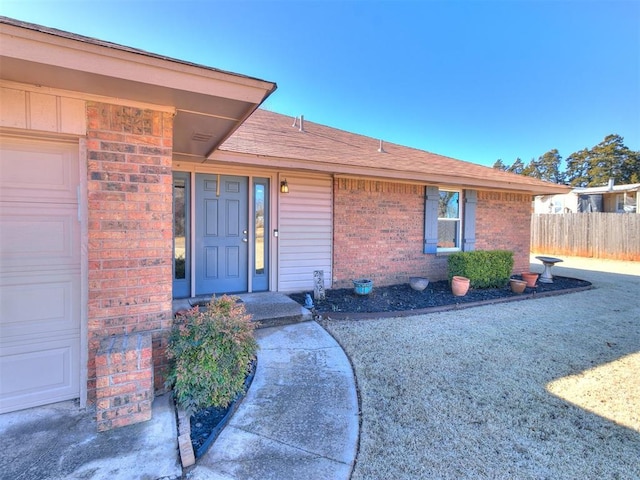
[86,102,174,407]
[95,333,153,431]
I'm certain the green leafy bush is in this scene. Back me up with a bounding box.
[166,295,257,412]
[448,250,514,289]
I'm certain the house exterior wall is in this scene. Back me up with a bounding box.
[86,102,174,404]
[0,85,86,135]
[278,174,333,292]
[333,180,533,287]
[475,191,532,273]
[332,178,448,288]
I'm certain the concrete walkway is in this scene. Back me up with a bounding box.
[188,321,360,480]
[0,394,182,480]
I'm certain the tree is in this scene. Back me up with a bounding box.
[522,157,539,178]
[507,158,525,175]
[535,149,564,183]
[502,134,638,186]
[565,134,639,187]
[619,148,640,184]
[493,159,508,171]
[565,148,590,187]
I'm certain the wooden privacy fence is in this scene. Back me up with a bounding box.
[531,213,640,261]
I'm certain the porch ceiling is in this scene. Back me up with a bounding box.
[0,17,277,159]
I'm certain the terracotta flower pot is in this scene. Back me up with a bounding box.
[451,276,470,296]
[521,272,539,288]
[510,279,527,294]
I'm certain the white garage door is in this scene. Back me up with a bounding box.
[0,136,81,414]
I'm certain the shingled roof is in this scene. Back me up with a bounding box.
[218,109,569,195]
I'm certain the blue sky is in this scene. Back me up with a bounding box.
[2,0,638,168]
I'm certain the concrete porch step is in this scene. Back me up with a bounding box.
[173,292,312,328]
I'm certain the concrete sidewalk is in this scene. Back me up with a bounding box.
[0,320,358,480]
[188,321,360,480]
[0,393,182,480]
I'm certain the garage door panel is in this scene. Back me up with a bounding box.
[1,274,79,341]
[0,138,79,203]
[0,338,79,414]
[0,136,80,413]
[0,203,79,271]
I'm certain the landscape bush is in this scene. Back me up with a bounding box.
[166,295,257,412]
[448,250,514,289]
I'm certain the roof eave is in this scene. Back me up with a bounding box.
[0,16,277,157]
[209,150,571,195]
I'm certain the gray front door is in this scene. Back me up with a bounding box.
[195,174,248,294]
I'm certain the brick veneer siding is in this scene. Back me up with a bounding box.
[86,102,174,410]
[333,178,448,288]
[95,332,153,431]
[333,179,534,288]
[475,191,532,274]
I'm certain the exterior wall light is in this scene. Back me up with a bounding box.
[280,179,289,194]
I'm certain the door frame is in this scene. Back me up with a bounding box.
[172,165,277,298]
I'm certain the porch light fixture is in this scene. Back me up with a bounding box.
[280,179,289,194]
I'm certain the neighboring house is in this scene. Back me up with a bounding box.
[0,17,568,427]
[535,180,639,214]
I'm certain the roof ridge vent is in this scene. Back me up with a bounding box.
[291,115,305,132]
[377,139,386,153]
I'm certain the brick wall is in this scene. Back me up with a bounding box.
[333,178,448,288]
[333,179,534,288]
[86,102,174,408]
[475,191,532,273]
[95,333,153,431]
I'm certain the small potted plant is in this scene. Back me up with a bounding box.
[353,278,373,295]
[509,278,527,294]
[521,272,539,288]
[451,276,471,296]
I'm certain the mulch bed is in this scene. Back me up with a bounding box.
[289,276,592,319]
[189,358,256,459]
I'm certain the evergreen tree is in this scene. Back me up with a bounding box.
[507,158,525,175]
[565,134,639,187]
[587,134,627,186]
[522,157,540,178]
[565,148,590,187]
[500,134,638,186]
[537,149,564,183]
[493,159,508,171]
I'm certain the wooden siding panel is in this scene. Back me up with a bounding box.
[278,175,332,292]
[0,86,86,135]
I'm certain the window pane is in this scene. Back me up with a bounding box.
[254,184,265,275]
[439,191,459,218]
[438,219,459,248]
[173,178,186,280]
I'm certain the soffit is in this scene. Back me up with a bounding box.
[0,18,277,158]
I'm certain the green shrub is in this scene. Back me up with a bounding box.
[447,250,514,289]
[166,295,257,412]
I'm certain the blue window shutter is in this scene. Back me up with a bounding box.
[424,186,439,254]
[463,189,477,251]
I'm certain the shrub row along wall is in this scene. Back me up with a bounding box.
[332,179,533,287]
[86,102,174,407]
[531,213,640,261]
